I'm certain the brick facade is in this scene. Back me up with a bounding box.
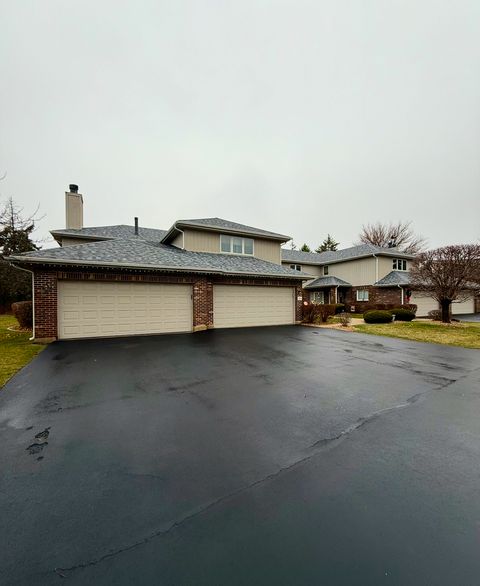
[33,271,58,339]
[345,285,403,312]
[32,269,303,340]
[305,285,403,312]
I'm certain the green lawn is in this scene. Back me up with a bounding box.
[354,320,480,349]
[0,315,46,388]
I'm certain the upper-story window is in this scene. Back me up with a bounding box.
[393,258,407,271]
[323,266,329,275]
[220,234,254,255]
[290,264,302,271]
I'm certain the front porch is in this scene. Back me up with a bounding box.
[304,276,352,306]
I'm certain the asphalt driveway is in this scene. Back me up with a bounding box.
[1,326,480,585]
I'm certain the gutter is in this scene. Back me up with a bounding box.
[11,263,35,341]
[7,255,308,281]
[161,222,290,245]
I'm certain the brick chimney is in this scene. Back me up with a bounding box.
[65,184,83,229]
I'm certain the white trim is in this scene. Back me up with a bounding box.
[356,289,369,302]
[218,233,255,256]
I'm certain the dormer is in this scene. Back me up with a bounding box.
[161,218,290,264]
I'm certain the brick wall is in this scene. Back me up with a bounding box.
[34,271,58,339]
[32,268,303,339]
[345,285,402,312]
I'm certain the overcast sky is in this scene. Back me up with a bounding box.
[1,0,479,250]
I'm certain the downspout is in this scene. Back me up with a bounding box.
[175,225,185,249]
[11,264,35,341]
[398,284,404,305]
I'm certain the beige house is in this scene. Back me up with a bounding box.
[9,185,307,341]
[281,247,477,317]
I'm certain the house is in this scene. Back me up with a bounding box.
[281,246,477,317]
[9,185,307,341]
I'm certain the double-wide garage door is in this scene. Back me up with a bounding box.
[213,285,295,328]
[57,281,296,339]
[58,281,193,339]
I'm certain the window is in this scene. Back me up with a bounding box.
[393,258,407,271]
[311,291,325,304]
[323,266,329,275]
[290,264,302,271]
[220,235,254,255]
[356,289,369,302]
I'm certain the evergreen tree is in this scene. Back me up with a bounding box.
[300,243,311,252]
[316,234,339,252]
[0,197,40,311]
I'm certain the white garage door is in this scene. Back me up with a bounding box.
[411,292,439,317]
[58,281,192,339]
[452,296,475,315]
[213,285,295,329]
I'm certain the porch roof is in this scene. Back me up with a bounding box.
[304,276,352,289]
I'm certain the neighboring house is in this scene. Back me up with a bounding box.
[8,186,307,341]
[281,246,477,317]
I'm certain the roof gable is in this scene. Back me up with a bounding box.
[161,217,290,243]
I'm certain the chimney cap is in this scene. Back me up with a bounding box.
[69,184,79,193]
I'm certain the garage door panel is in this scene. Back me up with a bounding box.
[214,285,294,328]
[58,282,192,339]
[452,297,474,314]
[411,293,439,317]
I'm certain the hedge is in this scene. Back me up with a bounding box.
[363,310,393,324]
[392,308,415,321]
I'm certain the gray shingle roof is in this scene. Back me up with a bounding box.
[51,225,168,243]
[9,239,307,279]
[281,244,415,265]
[374,270,411,287]
[304,276,352,289]
[164,218,290,241]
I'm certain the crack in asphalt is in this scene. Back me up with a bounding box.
[53,369,477,579]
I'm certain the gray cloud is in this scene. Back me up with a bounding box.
[1,0,479,249]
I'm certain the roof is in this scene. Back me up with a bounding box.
[281,244,415,266]
[9,239,307,280]
[304,276,352,289]
[51,225,168,243]
[161,217,290,243]
[374,271,411,287]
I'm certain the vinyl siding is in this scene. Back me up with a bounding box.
[377,256,409,280]
[182,229,282,264]
[327,257,377,285]
[281,262,323,277]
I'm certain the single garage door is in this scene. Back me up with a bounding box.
[58,281,192,339]
[213,285,295,329]
[451,295,475,315]
[411,292,439,317]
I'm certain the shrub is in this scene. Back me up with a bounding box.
[363,310,393,324]
[302,303,337,324]
[428,309,442,321]
[337,312,352,327]
[392,308,415,321]
[334,303,345,314]
[11,300,33,329]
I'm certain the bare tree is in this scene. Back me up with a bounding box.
[358,221,427,254]
[410,244,480,323]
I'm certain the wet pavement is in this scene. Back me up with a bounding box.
[1,326,479,585]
